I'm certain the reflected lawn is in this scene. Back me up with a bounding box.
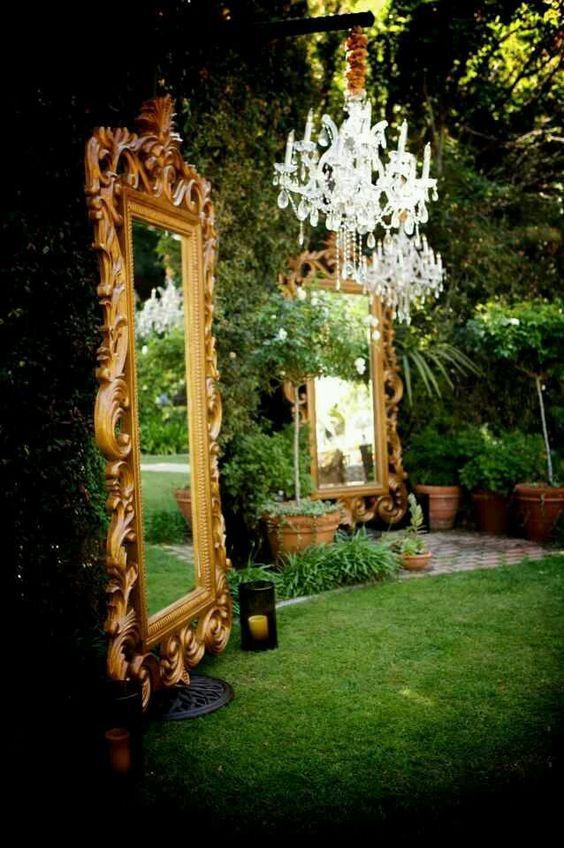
[145,543,196,616]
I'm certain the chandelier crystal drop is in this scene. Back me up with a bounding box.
[273,28,439,287]
[363,227,445,324]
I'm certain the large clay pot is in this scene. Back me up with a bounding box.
[471,490,510,535]
[264,505,342,561]
[401,551,432,571]
[415,484,461,530]
[513,483,564,544]
[173,487,192,526]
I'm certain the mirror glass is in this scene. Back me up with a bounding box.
[132,220,196,617]
[315,291,379,490]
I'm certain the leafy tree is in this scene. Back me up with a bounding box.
[466,300,564,484]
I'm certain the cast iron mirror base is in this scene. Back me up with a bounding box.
[151,675,234,720]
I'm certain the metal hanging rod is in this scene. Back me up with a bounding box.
[223,11,376,40]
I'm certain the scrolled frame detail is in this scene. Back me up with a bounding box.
[85,96,232,707]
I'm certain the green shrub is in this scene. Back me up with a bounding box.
[227,531,399,609]
[136,328,189,454]
[274,531,399,599]
[262,499,341,518]
[145,509,189,545]
[459,428,546,495]
[465,300,564,485]
[139,417,188,456]
[221,424,313,527]
[404,427,471,486]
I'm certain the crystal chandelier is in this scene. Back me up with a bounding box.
[363,226,445,324]
[273,28,439,287]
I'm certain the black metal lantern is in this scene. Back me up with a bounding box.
[239,580,278,651]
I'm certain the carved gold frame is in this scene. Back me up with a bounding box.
[85,97,231,707]
[280,237,407,526]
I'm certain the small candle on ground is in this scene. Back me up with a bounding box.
[248,614,269,641]
[105,728,131,774]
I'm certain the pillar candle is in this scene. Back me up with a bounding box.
[105,728,131,774]
[248,614,269,641]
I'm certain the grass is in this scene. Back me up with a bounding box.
[145,544,196,616]
[139,556,564,836]
[141,454,192,611]
[140,456,189,544]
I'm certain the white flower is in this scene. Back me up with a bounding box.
[310,295,319,307]
[229,351,237,360]
[277,328,288,341]
[141,345,148,355]
[296,287,307,301]
[354,357,366,375]
[509,318,520,325]
[372,330,381,341]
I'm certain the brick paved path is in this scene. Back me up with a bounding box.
[397,529,549,579]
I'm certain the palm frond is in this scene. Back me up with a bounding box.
[394,333,482,406]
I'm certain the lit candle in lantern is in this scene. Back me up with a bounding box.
[105,728,131,775]
[248,614,269,641]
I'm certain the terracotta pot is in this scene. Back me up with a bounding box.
[173,488,192,526]
[415,484,461,530]
[264,505,342,560]
[513,483,564,544]
[471,490,510,535]
[401,551,432,571]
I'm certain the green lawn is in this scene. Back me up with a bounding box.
[140,468,189,519]
[140,556,564,836]
[140,457,189,546]
[139,455,193,613]
[145,544,196,616]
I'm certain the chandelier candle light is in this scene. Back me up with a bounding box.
[274,27,442,312]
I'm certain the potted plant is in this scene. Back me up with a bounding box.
[173,486,192,527]
[391,493,432,571]
[459,428,544,534]
[404,427,467,530]
[466,300,564,542]
[252,286,359,557]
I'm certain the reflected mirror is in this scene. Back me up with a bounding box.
[132,221,196,617]
[315,292,380,490]
[280,237,407,527]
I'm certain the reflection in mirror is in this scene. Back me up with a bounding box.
[315,292,379,490]
[132,221,196,617]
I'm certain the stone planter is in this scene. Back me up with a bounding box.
[415,484,461,530]
[401,551,432,571]
[471,490,510,535]
[513,483,564,544]
[264,504,342,561]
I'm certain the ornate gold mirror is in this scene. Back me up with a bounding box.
[281,238,407,526]
[86,97,231,707]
